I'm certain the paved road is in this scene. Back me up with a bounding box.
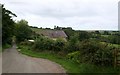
[2,44,66,73]
[0,53,2,74]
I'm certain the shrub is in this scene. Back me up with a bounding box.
[33,37,66,52]
[53,38,66,52]
[19,40,34,46]
[64,34,80,53]
[66,51,80,63]
[78,31,91,41]
[33,37,54,51]
[108,35,120,44]
[79,40,114,66]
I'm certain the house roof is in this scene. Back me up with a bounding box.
[35,30,67,38]
[48,30,67,38]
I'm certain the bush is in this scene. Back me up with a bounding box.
[66,51,80,63]
[31,35,116,67]
[64,34,80,53]
[64,39,114,66]
[33,37,66,52]
[79,40,114,66]
[108,35,120,44]
[53,38,66,52]
[78,31,91,41]
[33,37,53,51]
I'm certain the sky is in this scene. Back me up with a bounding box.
[1,0,119,30]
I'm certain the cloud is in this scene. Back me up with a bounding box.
[1,0,119,30]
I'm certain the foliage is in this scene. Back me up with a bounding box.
[66,51,80,63]
[79,40,114,66]
[18,26,119,67]
[2,44,12,51]
[15,19,33,43]
[64,31,91,53]
[79,63,120,73]
[33,37,52,51]
[19,45,120,73]
[95,31,100,34]
[103,31,110,35]
[33,37,52,50]
[63,28,75,39]
[64,34,79,53]
[65,37,116,66]
[19,40,34,46]
[108,34,120,44]
[78,31,90,41]
[53,38,66,52]
[2,5,17,45]
[33,37,66,52]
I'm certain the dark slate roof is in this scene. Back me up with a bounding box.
[47,30,67,38]
[32,28,68,38]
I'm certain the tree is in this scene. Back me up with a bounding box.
[95,31,100,34]
[108,34,120,44]
[2,5,17,45]
[63,28,75,39]
[78,31,90,41]
[103,31,109,35]
[79,40,114,66]
[54,38,66,52]
[15,19,32,43]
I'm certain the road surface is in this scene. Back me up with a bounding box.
[2,44,66,73]
[0,53,2,74]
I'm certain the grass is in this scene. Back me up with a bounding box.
[2,44,12,52]
[18,45,120,74]
[100,42,120,48]
[101,35,109,38]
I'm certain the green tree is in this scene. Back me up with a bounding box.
[78,31,90,41]
[79,40,114,66]
[54,38,66,52]
[2,5,17,45]
[103,31,109,35]
[108,34,120,44]
[15,19,32,43]
[95,31,100,34]
[63,28,75,39]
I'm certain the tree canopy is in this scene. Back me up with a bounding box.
[2,5,17,45]
[15,19,33,43]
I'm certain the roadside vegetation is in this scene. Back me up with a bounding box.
[17,26,120,73]
[2,44,12,51]
[2,5,120,74]
[18,44,120,74]
[2,5,16,49]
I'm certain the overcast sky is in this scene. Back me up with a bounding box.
[1,0,119,30]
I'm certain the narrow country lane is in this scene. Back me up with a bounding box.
[2,44,66,73]
[0,52,2,74]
